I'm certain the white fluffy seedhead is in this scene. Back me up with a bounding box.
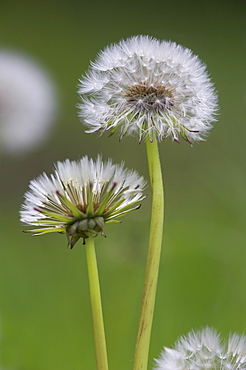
[154,327,246,370]
[78,35,218,144]
[0,50,57,154]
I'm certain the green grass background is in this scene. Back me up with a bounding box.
[0,0,245,369]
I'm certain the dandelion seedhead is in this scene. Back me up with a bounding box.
[20,156,146,248]
[154,327,246,369]
[78,35,218,144]
[0,50,57,155]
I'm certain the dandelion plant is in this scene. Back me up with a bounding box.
[78,35,218,370]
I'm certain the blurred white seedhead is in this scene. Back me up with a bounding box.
[154,327,246,369]
[78,35,218,144]
[0,50,57,155]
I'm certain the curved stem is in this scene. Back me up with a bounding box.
[85,234,109,370]
[133,138,164,370]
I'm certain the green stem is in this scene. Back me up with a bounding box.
[85,234,109,370]
[133,138,164,370]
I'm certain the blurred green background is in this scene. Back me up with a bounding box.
[0,0,245,369]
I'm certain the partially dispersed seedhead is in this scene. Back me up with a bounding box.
[78,35,218,144]
[154,327,246,370]
[20,156,146,248]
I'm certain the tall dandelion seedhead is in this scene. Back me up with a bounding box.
[0,50,57,155]
[154,327,246,370]
[78,35,218,144]
[20,156,146,248]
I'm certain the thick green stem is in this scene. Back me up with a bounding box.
[133,138,164,370]
[85,234,109,370]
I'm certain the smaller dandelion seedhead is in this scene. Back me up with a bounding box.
[154,327,246,370]
[78,35,218,144]
[20,156,146,248]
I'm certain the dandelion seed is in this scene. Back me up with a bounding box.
[0,50,57,154]
[20,156,146,248]
[78,35,218,144]
[154,327,246,369]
